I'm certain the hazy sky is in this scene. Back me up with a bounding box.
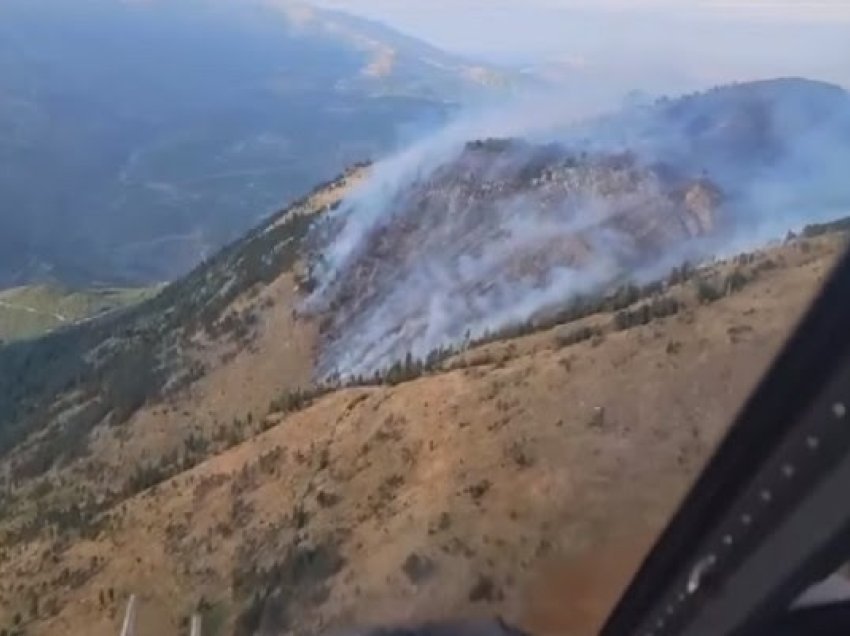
[310,0,850,91]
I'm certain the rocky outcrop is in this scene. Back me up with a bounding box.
[310,140,724,377]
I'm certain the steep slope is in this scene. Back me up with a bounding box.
[0,166,367,479]
[309,141,721,377]
[305,78,850,378]
[2,78,849,497]
[1,78,850,636]
[0,0,518,287]
[0,228,845,636]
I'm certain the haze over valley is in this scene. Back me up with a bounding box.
[0,0,521,288]
[0,2,849,636]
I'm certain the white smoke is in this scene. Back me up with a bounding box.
[309,93,616,298]
[306,80,850,379]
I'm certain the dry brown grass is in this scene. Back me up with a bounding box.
[83,271,317,487]
[0,233,844,636]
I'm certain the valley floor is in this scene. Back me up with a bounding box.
[0,285,158,343]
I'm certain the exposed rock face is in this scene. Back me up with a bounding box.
[683,182,721,235]
[310,140,723,377]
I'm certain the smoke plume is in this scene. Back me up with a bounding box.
[306,78,850,378]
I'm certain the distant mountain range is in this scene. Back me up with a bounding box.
[0,0,524,287]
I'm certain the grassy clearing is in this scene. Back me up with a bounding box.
[0,284,159,343]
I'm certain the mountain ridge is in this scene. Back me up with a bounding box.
[267,0,521,95]
[309,142,723,378]
[303,77,850,377]
[2,77,849,454]
[0,218,846,636]
[1,77,850,635]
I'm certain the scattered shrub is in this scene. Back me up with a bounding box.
[231,542,346,636]
[554,326,598,348]
[723,269,749,294]
[614,296,679,331]
[694,277,723,304]
[802,216,850,238]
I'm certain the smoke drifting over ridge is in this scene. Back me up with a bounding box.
[306,78,850,378]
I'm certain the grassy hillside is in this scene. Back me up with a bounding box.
[0,214,845,635]
[0,284,158,343]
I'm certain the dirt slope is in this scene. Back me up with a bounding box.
[0,230,843,636]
